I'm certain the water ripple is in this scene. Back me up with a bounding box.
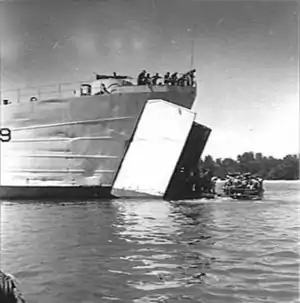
[1,181,299,303]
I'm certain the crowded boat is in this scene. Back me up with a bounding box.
[222,172,264,200]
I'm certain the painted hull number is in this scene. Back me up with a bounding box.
[0,128,11,142]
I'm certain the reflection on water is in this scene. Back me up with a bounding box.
[1,181,299,303]
[112,200,215,301]
[114,200,180,244]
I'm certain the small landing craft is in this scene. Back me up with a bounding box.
[222,172,264,200]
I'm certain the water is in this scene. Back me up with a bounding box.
[1,181,299,303]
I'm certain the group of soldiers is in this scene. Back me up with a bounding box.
[183,170,264,197]
[137,69,196,87]
[223,173,263,191]
[182,168,217,195]
[194,168,217,194]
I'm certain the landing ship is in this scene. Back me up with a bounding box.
[0,71,211,200]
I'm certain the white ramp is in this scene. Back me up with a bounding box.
[112,99,196,197]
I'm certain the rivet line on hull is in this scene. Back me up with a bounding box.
[11,116,134,131]
[2,154,120,159]
[6,136,114,142]
[3,169,115,173]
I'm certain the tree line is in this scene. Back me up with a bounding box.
[199,152,299,180]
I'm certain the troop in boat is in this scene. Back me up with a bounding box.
[222,172,264,200]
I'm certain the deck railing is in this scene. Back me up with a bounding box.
[0,79,95,104]
[1,76,196,104]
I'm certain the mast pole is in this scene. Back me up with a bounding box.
[190,23,196,70]
[190,37,195,70]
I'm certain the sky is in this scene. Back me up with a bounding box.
[0,0,299,159]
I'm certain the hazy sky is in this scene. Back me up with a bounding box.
[0,0,299,159]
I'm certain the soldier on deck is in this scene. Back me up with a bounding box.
[177,74,185,86]
[188,69,196,86]
[164,72,171,85]
[170,72,178,85]
[137,70,146,85]
[151,73,161,85]
[145,73,151,85]
[180,72,190,86]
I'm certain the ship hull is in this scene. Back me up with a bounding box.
[0,83,211,200]
[0,185,112,200]
[1,86,196,188]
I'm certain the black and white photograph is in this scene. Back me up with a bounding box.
[0,0,299,302]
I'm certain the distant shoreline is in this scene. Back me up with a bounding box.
[200,153,299,181]
[263,179,300,182]
[216,179,300,182]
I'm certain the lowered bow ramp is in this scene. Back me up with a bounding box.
[112,99,196,198]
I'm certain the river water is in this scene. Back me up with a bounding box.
[0,181,299,303]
